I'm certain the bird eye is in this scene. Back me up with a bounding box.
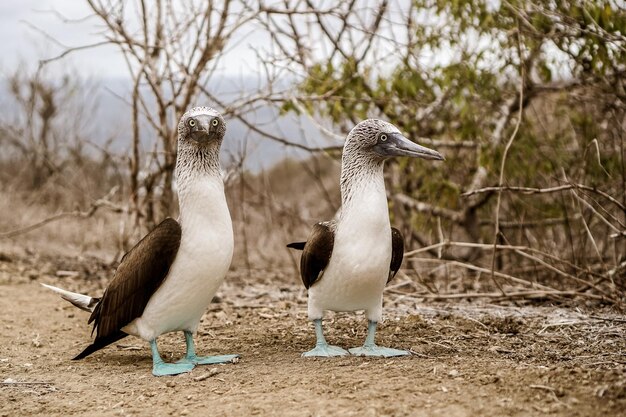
[188,119,196,127]
[211,119,219,126]
[380,134,388,142]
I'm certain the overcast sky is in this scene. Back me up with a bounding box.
[0,0,261,80]
[2,1,120,77]
[0,1,303,171]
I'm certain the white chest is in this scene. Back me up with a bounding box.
[333,204,391,278]
[308,175,391,319]
[335,172,392,275]
[128,177,234,340]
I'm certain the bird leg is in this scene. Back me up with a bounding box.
[176,331,239,365]
[348,320,410,357]
[302,319,349,357]
[150,339,195,376]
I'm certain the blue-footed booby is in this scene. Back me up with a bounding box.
[288,119,444,357]
[42,107,239,376]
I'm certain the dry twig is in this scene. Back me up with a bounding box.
[0,188,124,239]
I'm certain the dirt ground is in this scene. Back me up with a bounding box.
[1,255,625,417]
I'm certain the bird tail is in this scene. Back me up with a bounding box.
[286,241,306,250]
[73,331,127,360]
[41,283,100,313]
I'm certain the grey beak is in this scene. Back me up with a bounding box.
[373,132,444,160]
[189,116,213,142]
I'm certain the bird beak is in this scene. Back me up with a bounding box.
[373,132,444,160]
[189,116,213,142]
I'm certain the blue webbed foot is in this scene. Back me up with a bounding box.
[302,319,348,357]
[179,331,239,366]
[152,361,195,377]
[348,320,410,357]
[177,354,240,365]
[348,345,410,357]
[302,343,349,357]
[150,339,195,377]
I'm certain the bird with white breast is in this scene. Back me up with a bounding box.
[288,119,444,357]
[43,107,239,376]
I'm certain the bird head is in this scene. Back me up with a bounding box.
[175,107,227,180]
[345,119,444,162]
[177,106,226,146]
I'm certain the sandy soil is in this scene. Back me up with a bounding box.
[0,255,625,417]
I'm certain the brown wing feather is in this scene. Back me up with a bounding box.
[300,222,334,289]
[388,227,404,283]
[74,218,181,359]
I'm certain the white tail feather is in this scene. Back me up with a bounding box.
[41,283,97,313]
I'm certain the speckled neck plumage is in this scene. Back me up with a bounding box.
[175,141,222,190]
[340,132,385,209]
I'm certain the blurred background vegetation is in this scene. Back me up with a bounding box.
[0,0,624,304]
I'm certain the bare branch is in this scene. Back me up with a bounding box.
[393,193,464,223]
[462,184,626,211]
[490,41,526,294]
[0,188,125,239]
